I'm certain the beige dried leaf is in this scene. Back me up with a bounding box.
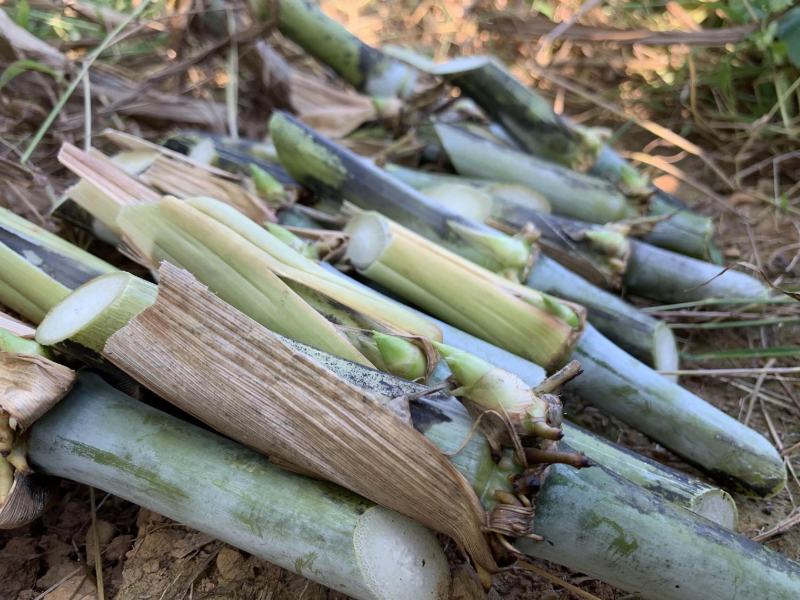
[0,353,75,431]
[0,313,34,339]
[140,156,274,223]
[289,70,401,138]
[103,263,496,572]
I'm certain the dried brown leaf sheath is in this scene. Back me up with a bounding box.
[103,263,496,571]
[0,354,75,431]
[0,313,34,338]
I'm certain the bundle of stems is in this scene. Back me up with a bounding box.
[33,293,800,599]
[435,123,716,261]
[122,196,438,374]
[0,206,116,322]
[343,211,785,496]
[267,113,678,371]
[29,373,451,600]
[246,2,717,261]
[345,210,583,370]
[0,198,735,527]
[386,164,768,303]
[37,264,503,572]
[0,218,736,527]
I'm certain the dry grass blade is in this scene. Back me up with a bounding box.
[139,155,274,223]
[58,143,159,206]
[0,353,75,431]
[102,263,497,571]
[481,11,757,46]
[528,65,735,190]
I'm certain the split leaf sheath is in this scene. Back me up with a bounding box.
[42,263,498,572]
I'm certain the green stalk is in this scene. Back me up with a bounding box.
[35,283,799,598]
[345,211,582,370]
[116,198,373,366]
[269,112,534,277]
[0,208,116,322]
[0,244,70,323]
[397,171,767,305]
[344,212,785,495]
[247,0,418,97]
[435,123,717,260]
[29,373,451,600]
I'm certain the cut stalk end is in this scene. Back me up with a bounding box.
[36,272,157,353]
[353,505,450,599]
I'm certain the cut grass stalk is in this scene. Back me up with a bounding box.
[28,373,451,600]
[435,123,717,260]
[269,112,534,277]
[247,0,418,97]
[38,263,498,572]
[345,212,786,496]
[36,272,791,598]
[401,172,767,303]
[186,129,670,368]
[345,211,583,371]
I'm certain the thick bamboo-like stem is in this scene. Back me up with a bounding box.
[429,56,604,173]
[29,373,451,600]
[526,257,678,373]
[32,367,800,599]
[625,240,768,302]
[561,424,737,529]
[247,0,418,97]
[435,123,716,260]
[346,212,583,370]
[399,170,768,303]
[269,112,534,277]
[308,264,728,517]
[570,325,785,496]
[0,208,116,322]
[0,243,70,323]
[41,263,498,572]
[345,213,785,495]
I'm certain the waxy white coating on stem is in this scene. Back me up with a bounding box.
[29,374,450,600]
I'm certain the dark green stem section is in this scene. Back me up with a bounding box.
[248,0,418,97]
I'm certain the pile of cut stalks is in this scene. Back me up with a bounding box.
[1,2,799,599]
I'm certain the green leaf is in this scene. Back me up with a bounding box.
[0,59,61,91]
[14,0,30,30]
[777,7,800,67]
